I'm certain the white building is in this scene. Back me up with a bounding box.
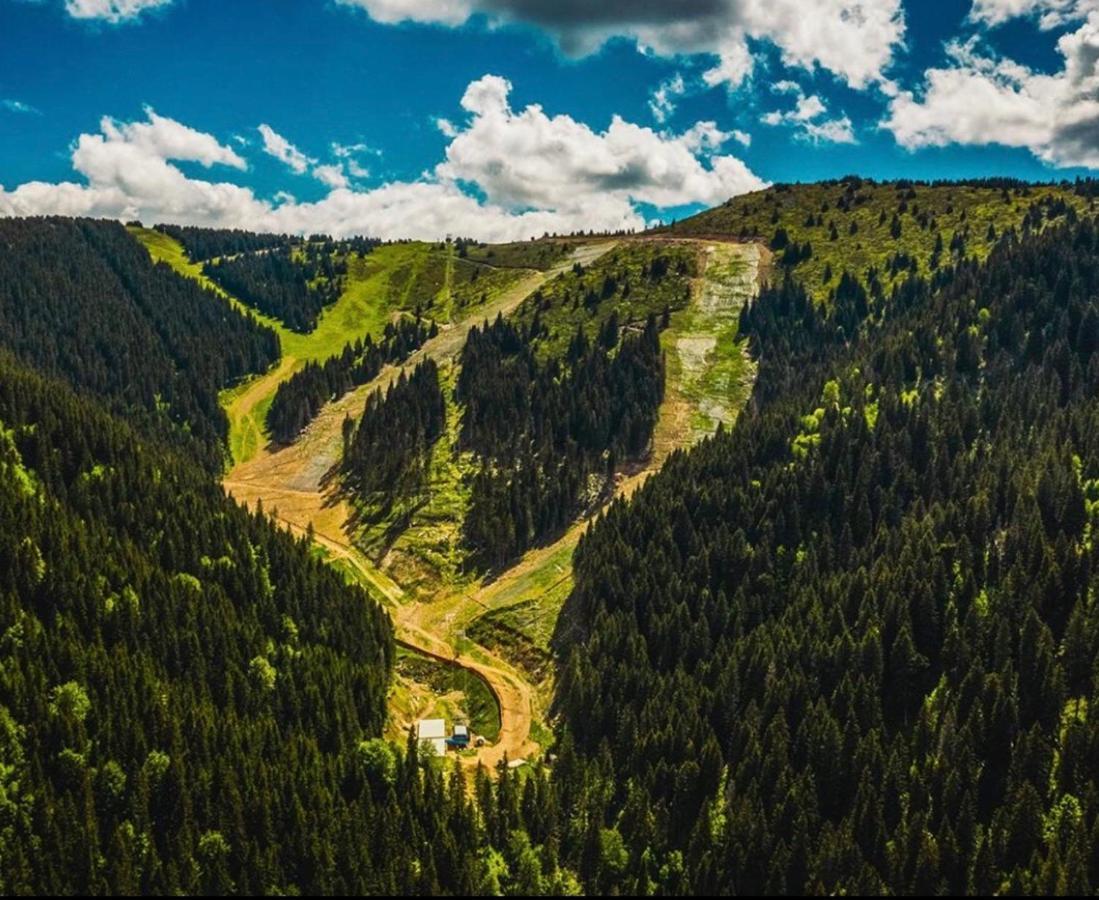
[417,718,447,757]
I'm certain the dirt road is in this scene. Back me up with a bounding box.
[224,238,764,773]
[225,242,615,770]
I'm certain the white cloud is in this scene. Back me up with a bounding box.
[438,74,765,213]
[701,40,756,90]
[336,0,906,89]
[258,124,315,175]
[259,129,370,188]
[650,73,686,124]
[760,82,857,144]
[2,99,40,115]
[63,0,174,23]
[968,0,1097,30]
[0,77,765,241]
[435,117,459,138]
[883,17,1099,168]
[98,107,247,169]
[331,142,374,179]
[313,163,350,190]
[332,141,376,158]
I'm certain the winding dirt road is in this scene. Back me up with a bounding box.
[224,242,615,769]
[223,237,764,773]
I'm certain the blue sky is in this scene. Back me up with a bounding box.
[1,0,1098,240]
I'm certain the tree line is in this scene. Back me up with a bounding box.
[152,224,290,262]
[0,217,279,468]
[266,316,437,444]
[548,215,1099,893]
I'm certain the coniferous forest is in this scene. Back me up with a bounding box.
[457,312,666,569]
[4,184,1099,896]
[342,359,447,519]
[0,218,280,467]
[203,244,349,332]
[267,316,437,444]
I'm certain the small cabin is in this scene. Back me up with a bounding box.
[417,719,447,757]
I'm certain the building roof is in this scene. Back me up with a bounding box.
[417,719,446,740]
[453,724,469,737]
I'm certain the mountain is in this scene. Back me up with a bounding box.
[2,181,1099,895]
[557,203,1099,894]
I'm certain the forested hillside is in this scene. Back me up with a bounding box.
[0,351,400,893]
[661,177,1087,301]
[333,242,695,574]
[267,316,437,444]
[552,215,1099,893]
[0,218,279,466]
[203,243,351,332]
[458,313,665,568]
[454,245,694,568]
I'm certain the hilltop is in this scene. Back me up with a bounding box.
[659,177,1092,301]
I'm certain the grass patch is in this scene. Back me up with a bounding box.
[394,646,501,742]
[662,244,756,442]
[467,604,555,682]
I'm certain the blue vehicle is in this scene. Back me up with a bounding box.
[445,724,470,748]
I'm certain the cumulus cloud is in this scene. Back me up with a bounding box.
[258,124,315,174]
[438,74,765,213]
[760,82,857,144]
[968,0,1098,29]
[0,77,765,241]
[883,17,1099,168]
[98,107,247,169]
[63,0,174,23]
[336,0,906,89]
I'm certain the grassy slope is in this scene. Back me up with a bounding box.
[660,180,1090,302]
[132,228,532,465]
